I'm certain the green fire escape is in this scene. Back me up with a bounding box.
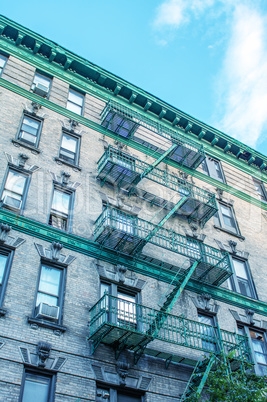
[100,100,206,170]
[91,105,244,398]
[97,146,218,227]
[90,206,235,366]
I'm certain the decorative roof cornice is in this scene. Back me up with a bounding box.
[0,14,266,175]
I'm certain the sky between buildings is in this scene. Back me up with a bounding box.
[1,0,267,157]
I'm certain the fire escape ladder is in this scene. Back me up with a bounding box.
[180,354,217,401]
[133,260,199,364]
[132,196,189,256]
[129,143,179,192]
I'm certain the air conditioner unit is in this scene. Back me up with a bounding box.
[31,82,49,97]
[1,194,22,209]
[35,303,60,320]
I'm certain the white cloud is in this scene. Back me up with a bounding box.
[153,0,215,30]
[216,4,267,147]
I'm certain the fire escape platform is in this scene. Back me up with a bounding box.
[97,146,218,227]
[88,294,250,367]
[94,206,232,286]
[101,101,205,170]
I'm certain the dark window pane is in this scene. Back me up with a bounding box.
[22,373,50,402]
[117,392,141,402]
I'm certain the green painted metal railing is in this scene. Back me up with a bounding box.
[98,146,217,209]
[89,294,250,361]
[101,100,205,169]
[94,206,232,285]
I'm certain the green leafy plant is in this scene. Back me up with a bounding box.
[186,354,267,402]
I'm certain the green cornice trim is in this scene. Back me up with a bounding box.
[0,209,266,317]
[0,15,267,176]
[1,77,267,213]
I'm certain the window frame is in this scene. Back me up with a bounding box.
[238,326,267,375]
[102,109,139,139]
[66,87,84,116]
[0,52,8,76]
[100,281,141,330]
[96,385,144,402]
[19,367,56,402]
[57,130,81,168]
[0,247,14,310]
[253,178,267,202]
[201,157,226,183]
[213,201,241,236]
[33,261,67,325]
[0,167,31,213]
[16,112,43,149]
[31,71,52,98]
[48,185,75,232]
[198,312,218,353]
[228,257,257,300]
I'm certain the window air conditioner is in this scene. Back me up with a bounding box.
[1,194,22,209]
[31,82,49,97]
[35,302,60,320]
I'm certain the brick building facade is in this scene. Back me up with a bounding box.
[0,15,267,401]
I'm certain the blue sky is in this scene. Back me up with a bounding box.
[1,0,267,157]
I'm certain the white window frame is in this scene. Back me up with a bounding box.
[1,168,29,211]
[66,88,84,115]
[213,202,240,235]
[48,187,73,231]
[253,178,267,202]
[58,131,80,166]
[202,157,226,183]
[228,257,257,299]
[0,53,8,76]
[17,114,42,147]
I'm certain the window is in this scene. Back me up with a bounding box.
[201,157,225,183]
[96,386,143,402]
[49,188,73,231]
[198,313,217,352]
[35,264,65,323]
[0,53,8,75]
[0,248,13,308]
[102,109,139,138]
[31,72,51,98]
[187,239,201,260]
[58,131,80,166]
[100,282,138,329]
[17,114,42,147]
[213,203,239,234]
[238,327,267,375]
[1,169,29,211]
[253,178,267,202]
[66,88,84,115]
[228,258,257,299]
[19,370,55,402]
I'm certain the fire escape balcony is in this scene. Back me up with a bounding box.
[101,101,205,170]
[94,206,232,286]
[97,146,217,227]
[88,294,250,367]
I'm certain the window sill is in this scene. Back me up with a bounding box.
[0,308,7,317]
[0,204,22,215]
[213,225,245,240]
[28,317,67,334]
[54,157,81,171]
[11,139,41,154]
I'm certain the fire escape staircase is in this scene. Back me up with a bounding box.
[97,146,218,228]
